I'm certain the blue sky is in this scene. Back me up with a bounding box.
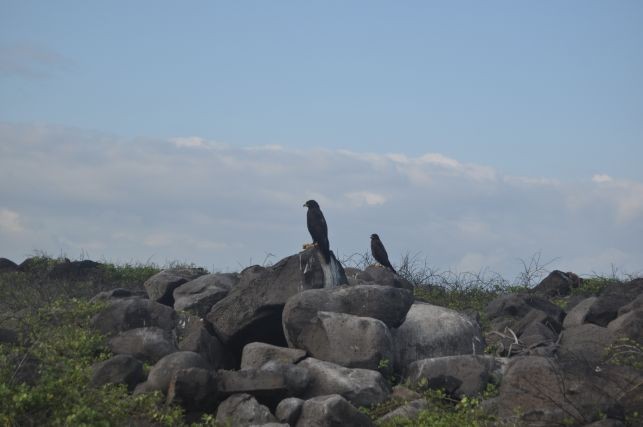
[1,2,642,278]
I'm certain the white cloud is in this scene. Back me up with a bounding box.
[0,42,72,78]
[0,122,641,277]
[592,174,613,183]
[0,208,24,233]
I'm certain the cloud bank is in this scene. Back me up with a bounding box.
[0,122,641,278]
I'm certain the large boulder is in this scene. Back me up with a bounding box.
[134,351,210,395]
[377,399,428,425]
[295,394,374,427]
[495,356,624,426]
[563,297,598,328]
[108,327,177,363]
[173,272,238,317]
[356,265,414,291]
[607,309,643,342]
[0,258,19,273]
[393,303,484,373]
[559,324,616,365]
[49,259,102,281]
[486,293,565,323]
[179,324,229,370]
[406,355,504,398]
[282,285,413,349]
[275,397,304,425]
[206,249,348,360]
[216,393,277,426]
[241,342,307,370]
[144,267,208,306]
[289,311,394,372]
[90,354,145,391]
[166,367,218,412]
[298,358,390,407]
[531,270,580,297]
[91,298,176,336]
[218,364,310,407]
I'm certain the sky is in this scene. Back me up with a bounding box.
[1,1,642,279]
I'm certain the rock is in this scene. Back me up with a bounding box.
[275,397,304,425]
[91,354,145,391]
[406,355,501,397]
[91,298,176,336]
[531,270,579,297]
[241,342,307,370]
[559,324,616,365]
[358,265,414,291]
[519,321,557,349]
[216,393,277,426]
[49,259,102,280]
[282,285,413,349]
[90,288,147,303]
[563,297,598,328]
[134,351,210,395]
[584,420,625,427]
[586,294,634,327]
[0,327,19,345]
[298,358,390,407]
[607,309,643,342]
[618,293,643,316]
[289,311,394,372]
[377,399,428,425]
[206,248,347,360]
[295,394,374,427]
[393,303,484,373]
[496,356,624,426]
[173,273,238,317]
[166,367,218,411]
[0,257,19,273]
[513,308,563,336]
[108,327,177,363]
[218,364,310,407]
[179,324,229,370]
[486,293,565,323]
[144,267,208,306]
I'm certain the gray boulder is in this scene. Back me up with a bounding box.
[563,297,598,328]
[559,324,615,365]
[393,303,484,373]
[275,397,304,425]
[357,265,414,291]
[218,364,310,406]
[377,399,428,425]
[90,354,145,391]
[134,351,210,395]
[108,327,177,363]
[144,267,208,306]
[495,356,622,426]
[0,257,18,273]
[298,358,390,407]
[618,293,643,316]
[486,293,565,323]
[173,272,238,317]
[531,270,580,297]
[91,298,176,336]
[216,393,277,426]
[206,248,347,358]
[282,285,413,349]
[241,342,307,370]
[166,367,218,411]
[406,355,502,397]
[296,394,374,427]
[607,309,643,342]
[179,324,228,369]
[290,311,394,372]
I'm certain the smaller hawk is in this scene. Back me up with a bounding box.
[370,233,396,273]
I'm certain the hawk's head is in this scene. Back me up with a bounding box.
[370,234,380,240]
[304,200,320,209]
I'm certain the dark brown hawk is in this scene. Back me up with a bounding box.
[370,233,396,273]
[304,200,331,263]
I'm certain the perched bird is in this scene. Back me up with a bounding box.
[304,200,331,263]
[370,234,396,273]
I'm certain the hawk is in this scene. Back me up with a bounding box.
[370,233,396,273]
[304,200,331,263]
